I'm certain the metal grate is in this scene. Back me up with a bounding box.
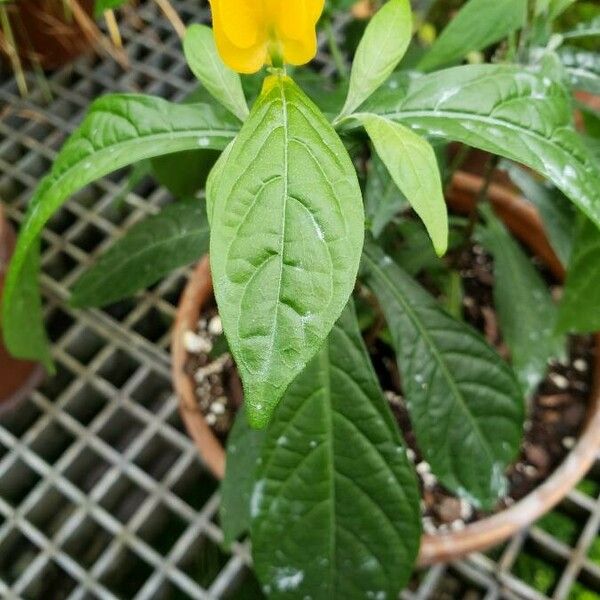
[0,1,598,598]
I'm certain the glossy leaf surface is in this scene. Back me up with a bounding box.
[339,0,412,118]
[184,24,249,121]
[364,64,600,230]
[362,243,524,509]
[476,206,563,396]
[210,76,364,428]
[2,94,239,364]
[418,0,527,71]
[365,151,409,237]
[70,200,209,308]
[501,160,575,265]
[557,216,600,334]
[360,114,448,255]
[220,407,266,547]
[251,301,421,599]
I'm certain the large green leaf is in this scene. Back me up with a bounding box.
[557,216,600,334]
[210,75,364,429]
[365,150,408,237]
[418,0,527,72]
[476,206,563,397]
[220,407,266,548]
[2,94,239,365]
[362,243,524,509]
[359,114,448,255]
[362,64,600,230]
[339,0,412,118]
[251,301,421,599]
[70,199,209,308]
[183,24,249,122]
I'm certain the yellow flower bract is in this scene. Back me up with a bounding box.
[209,0,325,74]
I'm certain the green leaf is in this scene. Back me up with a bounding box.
[362,243,524,509]
[2,94,239,364]
[339,0,412,118]
[558,47,600,94]
[95,0,128,16]
[501,160,575,266]
[220,407,266,548]
[70,199,209,308]
[183,24,249,122]
[251,301,421,599]
[206,141,233,228]
[210,75,364,429]
[418,0,527,72]
[561,15,600,40]
[548,0,576,20]
[151,150,219,198]
[1,239,53,372]
[476,205,563,396]
[362,64,600,231]
[557,216,600,333]
[359,114,448,255]
[365,150,409,237]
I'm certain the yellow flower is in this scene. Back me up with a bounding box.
[209,0,325,74]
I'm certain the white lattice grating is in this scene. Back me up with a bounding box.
[0,1,598,599]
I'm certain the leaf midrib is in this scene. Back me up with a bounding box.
[385,108,581,159]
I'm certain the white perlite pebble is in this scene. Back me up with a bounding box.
[184,330,213,354]
[573,359,587,373]
[211,402,225,415]
[422,517,436,535]
[562,436,576,450]
[416,461,431,475]
[459,499,473,520]
[549,372,569,390]
[451,520,465,531]
[422,472,437,489]
[208,315,223,336]
[206,413,217,426]
[406,448,416,463]
[523,465,538,478]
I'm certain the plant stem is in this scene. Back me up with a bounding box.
[464,154,499,242]
[325,18,348,80]
[443,143,470,189]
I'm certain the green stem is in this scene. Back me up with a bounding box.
[325,18,348,80]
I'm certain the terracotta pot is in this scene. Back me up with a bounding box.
[0,206,44,413]
[171,172,600,565]
[1,0,95,70]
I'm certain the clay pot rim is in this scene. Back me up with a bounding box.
[171,171,600,566]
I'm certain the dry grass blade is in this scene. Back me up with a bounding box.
[104,9,123,48]
[68,0,129,68]
[0,6,27,96]
[154,0,186,38]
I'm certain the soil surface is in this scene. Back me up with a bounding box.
[182,244,594,532]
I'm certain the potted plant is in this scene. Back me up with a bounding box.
[3,0,600,597]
